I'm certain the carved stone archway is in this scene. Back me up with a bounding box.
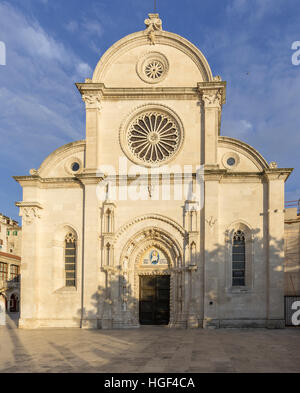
[114,226,186,328]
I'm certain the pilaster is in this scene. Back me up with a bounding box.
[16,202,43,328]
[82,92,102,171]
[203,174,221,328]
[264,169,292,328]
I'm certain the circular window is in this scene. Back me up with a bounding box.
[71,162,80,172]
[127,111,180,164]
[136,52,169,84]
[120,105,184,167]
[222,152,240,170]
[144,60,164,80]
[65,158,83,175]
[227,157,236,166]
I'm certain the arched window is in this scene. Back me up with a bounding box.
[232,230,246,286]
[65,233,76,287]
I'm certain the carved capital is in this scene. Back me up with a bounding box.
[82,93,102,110]
[16,202,43,225]
[202,89,222,109]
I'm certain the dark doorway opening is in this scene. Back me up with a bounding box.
[139,275,170,325]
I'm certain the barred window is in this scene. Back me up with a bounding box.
[0,262,8,281]
[10,264,20,282]
[232,230,246,286]
[65,233,76,287]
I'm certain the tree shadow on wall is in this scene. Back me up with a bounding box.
[74,272,139,330]
[74,225,287,330]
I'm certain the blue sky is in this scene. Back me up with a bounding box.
[0,0,299,222]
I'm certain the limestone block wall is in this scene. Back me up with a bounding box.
[284,208,300,296]
[215,181,268,326]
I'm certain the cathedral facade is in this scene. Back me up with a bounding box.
[15,14,293,329]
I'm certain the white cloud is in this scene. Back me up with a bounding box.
[227,0,283,19]
[0,2,89,169]
[76,62,93,78]
[65,20,79,33]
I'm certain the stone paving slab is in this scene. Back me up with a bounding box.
[1,317,300,373]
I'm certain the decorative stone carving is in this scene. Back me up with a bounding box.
[269,161,278,169]
[29,168,38,176]
[136,52,169,84]
[127,111,181,165]
[82,94,102,110]
[205,216,217,229]
[213,75,222,81]
[21,207,42,225]
[144,13,162,45]
[202,89,222,109]
[120,103,185,168]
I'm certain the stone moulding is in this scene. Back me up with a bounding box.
[219,136,269,171]
[92,30,213,83]
[115,226,183,328]
[25,140,86,179]
[113,213,186,244]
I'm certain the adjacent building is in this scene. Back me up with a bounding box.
[284,204,300,296]
[0,213,21,313]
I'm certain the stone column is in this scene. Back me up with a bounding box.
[264,169,292,328]
[203,174,220,328]
[82,93,102,171]
[16,202,43,329]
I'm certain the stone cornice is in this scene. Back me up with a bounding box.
[285,218,300,224]
[15,201,43,209]
[14,176,82,188]
[14,170,289,188]
[263,168,293,182]
[76,83,203,100]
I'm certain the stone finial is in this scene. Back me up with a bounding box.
[144,13,162,31]
[213,75,222,81]
[29,168,38,176]
[269,161,278,169]
[85,78,92,83]
[144,13,162,45]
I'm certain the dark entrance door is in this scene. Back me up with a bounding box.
[139,275,170,325]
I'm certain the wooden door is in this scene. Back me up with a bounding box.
[139,275,170,325]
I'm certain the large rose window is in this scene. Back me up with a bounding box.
[127,112,181,164]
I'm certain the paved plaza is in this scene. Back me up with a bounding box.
[1,315,300,373]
